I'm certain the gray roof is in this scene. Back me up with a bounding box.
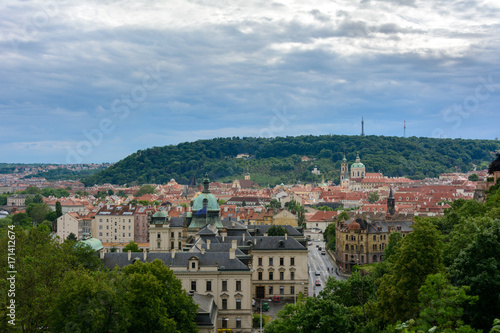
[248,224,303,236]
[192,293,214,314]
[102,252,250,271]
[170,217,185,228]
[197,226,217,236]
[251,236,307,251]
[221,219,247,229]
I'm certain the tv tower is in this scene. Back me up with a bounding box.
[361,117,365,136]
[404,120,406,137]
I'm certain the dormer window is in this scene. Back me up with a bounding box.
[189,256,199,271]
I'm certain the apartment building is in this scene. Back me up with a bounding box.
[91,205,136,243]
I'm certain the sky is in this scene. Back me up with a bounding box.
[1,0,499,164]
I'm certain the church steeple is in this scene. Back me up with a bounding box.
[361,117,365,136]
[202,173,210,194]
[387,187,395,215]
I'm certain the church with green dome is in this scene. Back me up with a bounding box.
[187,173,224,230]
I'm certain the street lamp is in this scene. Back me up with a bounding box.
[294,282,305,305]
[260,298,271,333]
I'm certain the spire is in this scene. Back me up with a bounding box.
[389,187,394,199]
[361,117,365,136]
[404,120,406,138]
[202,173,210,194]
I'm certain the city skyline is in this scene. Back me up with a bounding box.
[1,0,499,163]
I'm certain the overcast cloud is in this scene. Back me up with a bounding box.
[1,0,499,163]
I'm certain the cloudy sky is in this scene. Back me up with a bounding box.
[1,0,499,163]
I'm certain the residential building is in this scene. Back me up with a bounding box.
[57,212,92,241]
[91,205,136,244]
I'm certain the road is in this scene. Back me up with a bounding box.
[305,231,346,296]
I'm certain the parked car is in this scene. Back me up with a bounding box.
[262,302,270,311]
[321,250,326,255]
[273,295,280,302]
[315,279,321,286]
[315,271,320,276]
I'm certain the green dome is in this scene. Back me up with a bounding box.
[79,237,103,251]
[193,173,220,212]
[153,210,168,218]
[193,193,220,211]
[351,162,365,168]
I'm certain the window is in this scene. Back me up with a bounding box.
[191,262,196,269]
[157,241,161,248]
[269,272,273,280]
[291,271,295,281]
[191,281,196,291]
[351,245,354,251]
[236,280,241,291]
[222,280,227,291]
[99,232,102,236]
[178,232,181,237]
[279,272,284,280]
[345,254,348,261]
[361,255,365,263]
[360,245,364,251]
[269,286,273,295]
[280,257,284,266]
[373,235,376,241]
[373,244,377,251]
[290,257,295,266]
[171,241,174,249]
[290,286,295,295]
[157,233,161,239]
[206,281,212,291]
[236,318,241,329]
[346,235,348,240]
[258,272,262,281]
[99,225,102,230]
[236,299,241,310]
[123,226,125,230]
[269,257,273,266]
[178,242,182,250]
[373,255,377,262]
[280,286,284,295]
[171,232,174,238]
[222,299,227,310]
[345,244,349,251]
[258,257,262,266]
[360,235,363,241]
[106,225,109,230]
[99,218,103,222]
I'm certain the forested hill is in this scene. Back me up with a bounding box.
[82,135,500,186]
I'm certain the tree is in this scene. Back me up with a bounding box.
[488,153,500,175]
[338,211,349,222]
[122,260,198,333]
[26,203,51,225]
[55,201,63,219]
[377,220,444,323]
[241,200,247,207]
[12,212,32,229]
[267,225,288,236]
[108,189,115,196]
[117,190,128,197]
[123,241,141,253]
[415,273,479,332]
[468,173,479,181]
[368,192,380,203]
[134,185,156,197]
[449,220,500,331]
[67,232,77,241]
[324,223,336,250]
[268,199,282,210]
[50,269,130,332]
[383,232,402,263]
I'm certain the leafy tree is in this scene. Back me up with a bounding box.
[26,203,51,225]
[134,184,156,197]
[368,192,380,203]
[108,189,115,196]
[67,232,77,241]
[241,200,247,207]
[24,186,42,194]
[383,232,402,263]
[324,223,336,250]
[50,269,130,332]
[39,220,53,232]
[267,225,288,236]
[55,201,63,219]
[468,173,479,181]
[117,190,128,197]
[268,199,282,210]
[123,241,141,253]
[122,260,198,333]
[45,211,58,223]
[488,152,500,174]
[338,211,350,222]
[449,220,500,331]
[377,220,444,323]
[12,212,32,229]
[415,273,479,332]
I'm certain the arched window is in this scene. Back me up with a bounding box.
[350,245,354,251]
[373,255,377,262]
[345,244,349,251]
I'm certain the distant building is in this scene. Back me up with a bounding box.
[57,212,93,241]
[91,204,136,244]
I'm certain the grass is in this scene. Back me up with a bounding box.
[253,314,273,328]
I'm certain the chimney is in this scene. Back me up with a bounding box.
[100,249,105,259]
[143,250,147,261]
[285,233,288,240]
[128,250,131,261]
[264,233,268,237]
[171,250,176,259]
[254,238,257,245]
[222,235,225,242]
[229,248,236,259]
[232,239,237,249]
[242,233,245,242]
[201,248,205,254]
[207,239,211,250]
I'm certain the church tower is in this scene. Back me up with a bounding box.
[361,117,365,136]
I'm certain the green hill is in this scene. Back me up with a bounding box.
[81,135,500,186]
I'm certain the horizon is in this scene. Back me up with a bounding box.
[2,1,499,164]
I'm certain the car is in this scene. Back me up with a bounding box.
[316,244,319,248]
[273,295,280,302]
[318,247,322,251]
[315,279,321,286]
[321,251,326,255]
[315,271,320,276]
[262,302,270,311]
[308,242,312,246]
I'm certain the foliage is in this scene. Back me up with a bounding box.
[268,199,282,210]
[377,220,444,323]
[267,225,288,236]
[286,200,305,225]
[11,212,32,229]
[121,260,198,333]
[368,192,380,203]
[134,184,156,197]
[82,135,500,186]
[108,189,115,196]
[67,232,77,241]
[26,203,51,225]
[55,201,63,219]
[468,173,479,181]
[311,204,333,211]
[22,167,104,181]
[488,152,500,174]
[24,193,43,205]
[383,232,402,263]
[117,190,128,197]
[324,223,336,250]
[338,211,350,222]
[123,241,141,252]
